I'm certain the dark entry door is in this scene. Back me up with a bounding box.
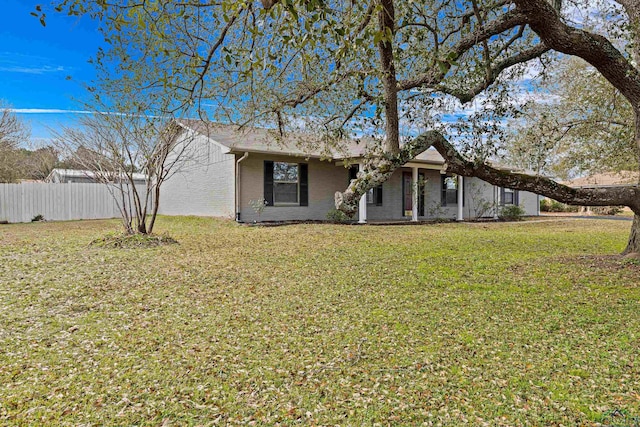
[403,172,412,217]
[402,172,425,217]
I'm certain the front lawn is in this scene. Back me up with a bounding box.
[0,217,638,426]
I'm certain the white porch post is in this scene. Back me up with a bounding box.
[493,185,499,219]
[411,167,419,222]
[358,163,367,224]
[457,175,464,221]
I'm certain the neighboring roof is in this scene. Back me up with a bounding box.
[17,179,45,183]
[46,168,147,182]
[177,119,447,165]
[563,171,639,188]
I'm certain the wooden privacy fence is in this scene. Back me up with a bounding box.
[0,183,147,223]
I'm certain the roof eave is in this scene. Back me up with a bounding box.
[228,147,333,160]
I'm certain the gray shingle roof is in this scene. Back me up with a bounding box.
[177,119,446,165]
[562,172,639,188]
[46,168,147,182]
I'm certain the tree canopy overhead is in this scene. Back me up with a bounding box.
[42,0,640,255]
[504,56,637,180]
[44,1,548,141]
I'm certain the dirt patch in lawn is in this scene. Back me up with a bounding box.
[90,233,178,249]
[560,254,640,276]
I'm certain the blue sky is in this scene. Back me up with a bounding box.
[0,1,547,148]
[0,0,103,145]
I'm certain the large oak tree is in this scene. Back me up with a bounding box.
[43,0,640,255]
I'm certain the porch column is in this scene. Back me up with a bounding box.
[411,167,419,222]
[493,185,499,219]
[358,163,367,224]
[457,175,464,221]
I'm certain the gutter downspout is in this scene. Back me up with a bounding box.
[235,152,249,222]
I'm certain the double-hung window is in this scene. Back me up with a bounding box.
[441,175,458,206]
[501,187,519,205]
[264,161,308,206]
[273,162,299,204]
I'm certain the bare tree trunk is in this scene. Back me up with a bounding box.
[147,182,162,235]
[137,220,147,234]
[118,183,134,234]
[127,179,146,234]
[136,192,147,234]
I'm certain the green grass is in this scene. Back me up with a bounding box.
[0,217,639,426]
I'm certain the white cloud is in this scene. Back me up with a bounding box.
[0,51,68,75]
[11,108,92,114]
[0,65,65,74]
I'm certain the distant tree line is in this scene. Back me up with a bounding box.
[0,101,57,183]
[0,144,112,183]
[0,102,141,183]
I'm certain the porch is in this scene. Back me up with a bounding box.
[355,163,467,223]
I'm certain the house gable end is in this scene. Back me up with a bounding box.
[175,120,232,154]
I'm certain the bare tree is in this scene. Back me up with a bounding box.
[20,146,60,180]
[0,101,30,150]
[0,101,31,183]
[54,111,195,235]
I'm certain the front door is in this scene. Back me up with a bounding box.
[403,172,413,217]
[402,172,425,217]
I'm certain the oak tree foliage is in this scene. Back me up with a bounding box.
[504,57,636,179]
